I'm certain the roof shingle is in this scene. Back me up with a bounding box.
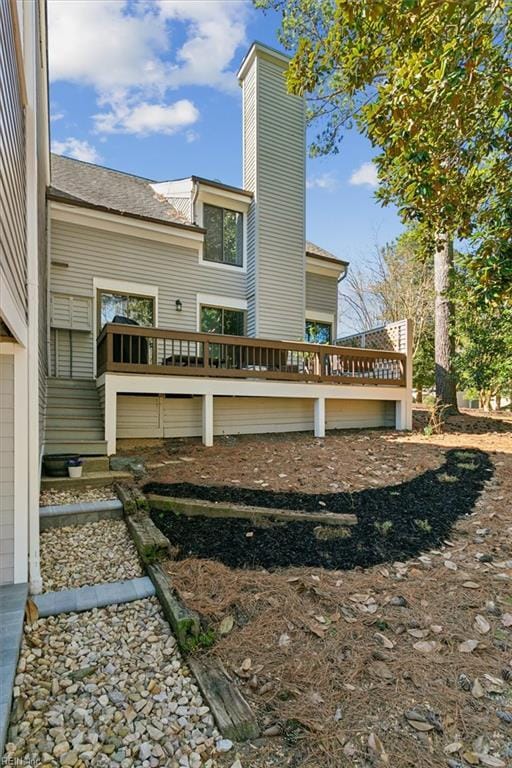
[49,154,192,227]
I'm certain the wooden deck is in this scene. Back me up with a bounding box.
[97,324,406,387]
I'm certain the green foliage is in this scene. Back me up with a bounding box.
[454,262,512,405]
[183,628,217,652]
[257,0,512,302]
[415,519,432,533]
[374,520,393,536]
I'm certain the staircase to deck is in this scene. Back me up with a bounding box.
[44,378,108,456]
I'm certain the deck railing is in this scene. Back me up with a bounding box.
[96,324,406,386]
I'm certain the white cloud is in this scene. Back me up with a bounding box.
[185,130,200,143]
[306,172,338,191]
[50,111,65,122]
[157,1,249,92]
[349,161,379,188]
[47,0,250,138]
[94,99,199,136]
[51,137,102,163]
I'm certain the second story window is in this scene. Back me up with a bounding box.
[203,204,243,267]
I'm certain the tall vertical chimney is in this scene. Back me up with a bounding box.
[238,43,305,340]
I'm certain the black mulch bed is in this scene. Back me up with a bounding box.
[146,449,493,570]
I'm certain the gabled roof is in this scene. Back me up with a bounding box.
[49,154,196,229]
[306,241,349,268]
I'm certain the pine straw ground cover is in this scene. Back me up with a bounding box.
[141,410,512,768]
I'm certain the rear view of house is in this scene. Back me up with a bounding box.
[45,42,412,457]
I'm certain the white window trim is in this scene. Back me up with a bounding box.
[93,278,159,376]
[196,194,248,274]
[305,309,335,325]
[196,293,248,332]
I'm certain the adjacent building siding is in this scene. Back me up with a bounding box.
[0,354,15,584]
[117,394,394,440]
[241,49,306,340]
[49,219,247,377]
[0,0,27,322]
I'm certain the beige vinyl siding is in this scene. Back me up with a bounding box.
[50,219,247,378]
[0,0,27,321]
[306,273,338,319]
[326,399,395,430]
[0,354,15,584]
[117,394,395,439]
[242,63,258,336]
[243,54,305,340]
[214,396,312,435]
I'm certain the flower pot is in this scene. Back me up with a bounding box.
[43,454,79,477]
[68,465,83,478]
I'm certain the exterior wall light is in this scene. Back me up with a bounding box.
[175,299,183,312]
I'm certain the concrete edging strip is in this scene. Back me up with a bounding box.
[39,499,123,530]
[33,577,155,618]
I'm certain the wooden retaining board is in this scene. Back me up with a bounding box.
[189,657,260,741]
[148,495,357,527]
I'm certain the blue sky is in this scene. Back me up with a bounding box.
[48,0,403,266]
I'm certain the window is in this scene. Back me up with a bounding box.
[203,204,243,267]
[200,305,245,336]
[98,291,155,330]
[305,320,332,344]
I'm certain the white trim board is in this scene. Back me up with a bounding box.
[49,201,204,251]
[305,310,335,324]
[0,265,28,347]
[100,372,407,401]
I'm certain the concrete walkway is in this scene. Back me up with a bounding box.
[0,582,28,754]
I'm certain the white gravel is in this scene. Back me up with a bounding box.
[5,599,221,768]
[40,488,118,507]
[40,520,143,592]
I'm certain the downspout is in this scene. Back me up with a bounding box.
[25,0,42,593]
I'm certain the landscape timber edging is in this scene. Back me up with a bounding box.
[124,511,170,564]
[148,494,358,527]
[146,562,201,651]
[188,656,260,742]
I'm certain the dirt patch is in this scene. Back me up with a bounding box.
[148,449,492,570]
[145,410,512,767]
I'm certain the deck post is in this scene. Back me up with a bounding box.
[314,397,325,438]
[202,394,214,447]
[396,318,413,430]
[104,378,117,455]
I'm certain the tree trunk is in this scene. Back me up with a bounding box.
[495,393,501,410]
[434,236,458,413]
[416,387,423,404]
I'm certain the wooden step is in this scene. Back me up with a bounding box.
[83,456,110,473]
[45,429,105,441]
[47,378,97,389]
[44,440,109,456]
[46,417,103,430]
[41,470,131,491]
